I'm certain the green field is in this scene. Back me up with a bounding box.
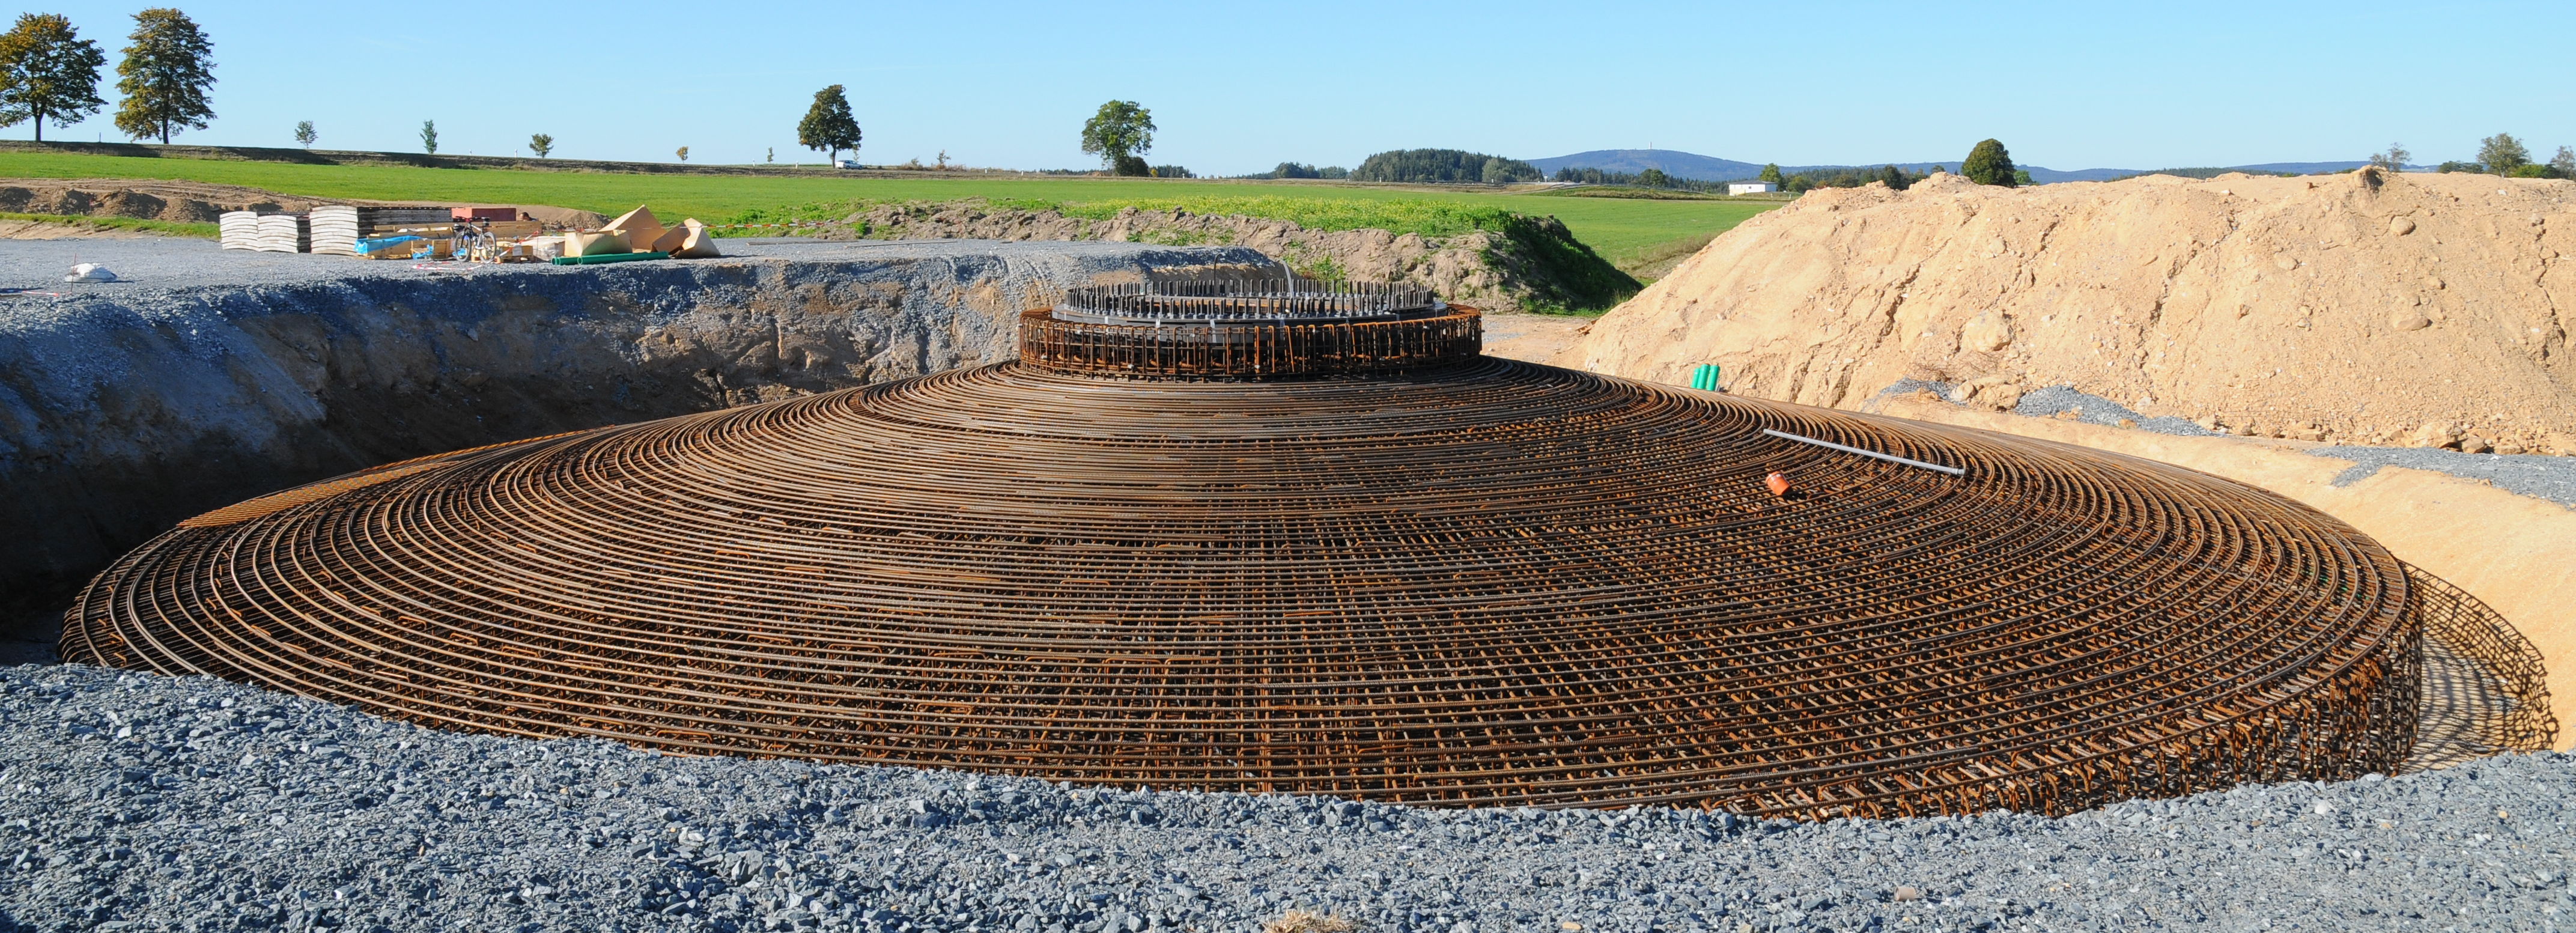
[0,152,1779,273]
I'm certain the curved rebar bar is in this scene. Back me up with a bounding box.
[62,350,2426,819]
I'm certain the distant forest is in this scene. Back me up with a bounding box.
[1780,165,1934,192]
[1351,150,1541,184]
[1237,162,1351,180]
[1550,166,1731,193]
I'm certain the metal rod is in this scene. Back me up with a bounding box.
[1763,428,1966,476]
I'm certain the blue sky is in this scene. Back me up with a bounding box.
[15,1,2574,174]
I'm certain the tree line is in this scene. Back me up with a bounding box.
[0,8,214,144]
[1548,139,2028,194]
[2390,134,2576,178]
[1352,149,1540,184]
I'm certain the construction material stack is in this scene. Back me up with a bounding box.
[253,214,311,253]
[308,206,454,257]
[216,211,258,250]
[218,211,315,252]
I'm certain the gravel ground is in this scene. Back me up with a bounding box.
[4,664,2571,933]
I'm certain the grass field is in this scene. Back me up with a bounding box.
[0,153,1781,273]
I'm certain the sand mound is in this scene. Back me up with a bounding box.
[1562,169,2576,454]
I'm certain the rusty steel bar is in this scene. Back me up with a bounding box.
[58,302,2441,820]
[1017,308,1482,378]
[2404,563,2559,753]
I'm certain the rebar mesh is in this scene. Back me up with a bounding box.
[2405,564,2558,753]
[60,355,2432,819]
[1018,307,1481,379]
[1056,280,1442,324]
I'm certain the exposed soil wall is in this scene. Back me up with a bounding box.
[824,203,1636,313]
[0,177,605,229]
[0,240,1266,641]
[1565,169,2576,454]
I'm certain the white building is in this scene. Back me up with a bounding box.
[1729,181,1778,195]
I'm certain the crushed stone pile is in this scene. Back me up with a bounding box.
[1564,169,2576,456]
[4,664,2572,933]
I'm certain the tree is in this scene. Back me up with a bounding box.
[418,119,436,154]
[1080,100,1154,175]
[1877,164,1909,190]
[111,8,213,144]
[1634,167,1671,188]
[2367,142,2410,173]
[2476,133,2530,175]
[1757,163,1783,184]
[675,145,688,163]
[293,120,314,148]
[797,85,860,162]
[1961,138,2017,187]
[0,13,106,142]
[765,145,773,163]
[2553,146,2575,178]
[528,133,552,159]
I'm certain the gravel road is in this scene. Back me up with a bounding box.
[3,664,2569,933]
[0,236,1201,296]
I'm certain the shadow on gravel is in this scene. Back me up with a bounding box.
[2410,639,2533,770]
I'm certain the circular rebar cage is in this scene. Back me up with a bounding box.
[1054,280,1443,325]
[63,356,2425,819]
[1018,306,1482,379]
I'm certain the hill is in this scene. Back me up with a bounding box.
[1530,149,2143,183]
[1531,148,2397,184]
[1527,150,1767,181]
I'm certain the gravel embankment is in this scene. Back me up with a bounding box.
[2005,385,2212,437]
[1878,381,2576,509]
[4,664,2571,932]
[2313,446,2576,509]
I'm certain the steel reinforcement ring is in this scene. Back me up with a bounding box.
[1016,307,1482,378]
[64,358,2426,818]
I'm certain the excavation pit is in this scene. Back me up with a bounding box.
[62,279,2453,819]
